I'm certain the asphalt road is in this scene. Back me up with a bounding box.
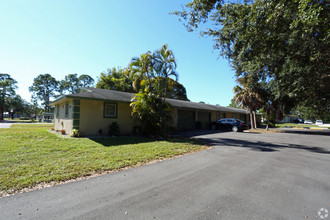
[1,130,329,220]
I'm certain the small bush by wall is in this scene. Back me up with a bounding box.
[109,122,120,136]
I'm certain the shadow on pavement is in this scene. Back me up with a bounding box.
[201,137,330,154]
[279,129,330,136]
[174,129,228,138]
[90,136,206,147]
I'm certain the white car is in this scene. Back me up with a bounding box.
[304,120,313,124]
[315,120,323,125]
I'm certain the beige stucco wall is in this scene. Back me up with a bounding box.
[53,97,254,135]
[54,99,74,135]
[79,100,139,136]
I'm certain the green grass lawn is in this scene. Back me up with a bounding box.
[0,124,208,196]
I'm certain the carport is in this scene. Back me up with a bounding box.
[167,98,251,132]
[197,111,211,129]
[177,110,195,131]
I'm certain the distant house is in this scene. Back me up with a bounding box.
[277,114,300,123]
[49,88,255,136]
[41,112,54,123]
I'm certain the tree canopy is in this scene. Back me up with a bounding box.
[29,74,58,112]
[29,73,94,111]
[173,0,330,119]
[79,74,95,88]
[228,98,241,108]
[96,44,189,101]
[152,77,189,101]
[96,67,134,92]
[60,73,95,95]
[0,74,18,120]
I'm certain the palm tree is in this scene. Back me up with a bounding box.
[129,52,154,93]
[153,44,178,98]
[233,77,263,129]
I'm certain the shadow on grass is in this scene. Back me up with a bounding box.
[90,136,207,147]
[202,137,330,154]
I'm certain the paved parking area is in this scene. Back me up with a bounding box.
[1,130,329,219]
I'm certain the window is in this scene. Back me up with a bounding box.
[65,102,69,118]
[104,103,117,118]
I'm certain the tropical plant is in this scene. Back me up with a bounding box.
[70,129,80,137]
[130,92,173,137]
[129,52,154,93]
[233,77,262,129]
[153,44,178,97]
[228,98,241,108]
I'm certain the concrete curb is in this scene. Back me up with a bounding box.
[309,127,329,130]
[289,127,329,130]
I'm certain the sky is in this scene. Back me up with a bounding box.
[0,0,237,106]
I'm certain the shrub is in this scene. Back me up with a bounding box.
[130,93,173,137]
[133,126,142,135]
[166,127,177,136]
[70,129,80,137]
[20,117,30,120]
[60,129,66,135]
[109,122,120,136]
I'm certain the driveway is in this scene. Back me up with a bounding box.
[1,131,329,219]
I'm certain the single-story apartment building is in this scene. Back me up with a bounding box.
[50,88,258,136]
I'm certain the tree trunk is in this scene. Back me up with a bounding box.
[0,107,3,121]
[253,111,257,129]
[249,111,254,129]
[164,75,168,98]
[265,111,270,130]
[0,94,4,121]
